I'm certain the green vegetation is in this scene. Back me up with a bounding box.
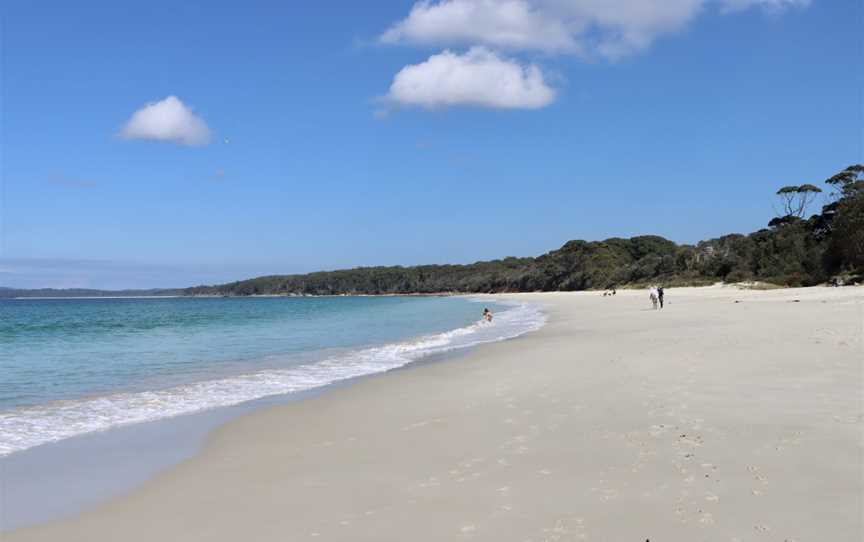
[0,287,181,298]
[183,165,863,296]
[4,165,859,298]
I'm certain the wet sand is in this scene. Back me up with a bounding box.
[8,286,863,541]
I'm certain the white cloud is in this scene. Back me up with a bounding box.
[379,0,809,112]
[382,0,577,53]
[384,46,556,110]
[120,96,211,146]
[720,0,810,12]
[382,0,810,58]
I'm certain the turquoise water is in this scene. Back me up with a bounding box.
[0,296,544,456]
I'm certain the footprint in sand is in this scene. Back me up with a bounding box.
[531,515,587,542]
[754,524,771,533]
[402,418,442,431]
[699,511,715,525]
[600,489,618,502]
[497,504,513,513]
[419,476,440,488]
[674,463,690,475]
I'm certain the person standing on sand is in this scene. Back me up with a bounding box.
[658,287,665,309]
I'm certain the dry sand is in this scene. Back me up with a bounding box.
[8,286,863,541]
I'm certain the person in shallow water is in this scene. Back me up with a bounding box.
[482,308,493,322]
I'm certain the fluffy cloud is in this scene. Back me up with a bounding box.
[384,46,555,110]
[382,0,577,53]
[120,96,211,146]
[382,0,809,58]
[721,0,810,12]
[379,0,809,111]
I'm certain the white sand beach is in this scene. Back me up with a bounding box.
[8,285,863,541]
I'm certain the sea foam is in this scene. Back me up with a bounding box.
[0,301,544,456]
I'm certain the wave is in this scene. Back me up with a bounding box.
[0,301,545,456]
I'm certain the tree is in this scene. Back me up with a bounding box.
[829,192,864,270]
[824,164,864,212]
[819,165,864,253]
[775,184,822,218]
[826,164,864,195]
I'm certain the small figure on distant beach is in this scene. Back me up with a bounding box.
[657,286,665,309]
[482,308,493,323]
[649,287,659,310]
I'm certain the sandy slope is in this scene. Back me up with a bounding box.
[9,286,863,541]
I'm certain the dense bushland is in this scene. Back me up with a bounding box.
[183,165,863,296]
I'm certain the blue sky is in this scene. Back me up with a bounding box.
[1,0,861,289]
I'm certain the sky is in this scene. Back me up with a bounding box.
[1,0,861,289]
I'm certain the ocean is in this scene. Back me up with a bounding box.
[0,295,544,457]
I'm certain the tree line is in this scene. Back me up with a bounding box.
[4,166,857,298]
[0,287,181,298]
[182,165,863,296]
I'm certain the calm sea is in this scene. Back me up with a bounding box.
[0,296,544,456]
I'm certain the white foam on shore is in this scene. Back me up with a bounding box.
[0,301,545,457]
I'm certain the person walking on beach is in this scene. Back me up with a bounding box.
[657,287,665,309]
[649,287,659,310]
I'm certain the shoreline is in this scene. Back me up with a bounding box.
[8,281,851,300]
[0,346,487,531]
[1,296,541,459]
[0,297,538,529]
[7,286,863,540]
